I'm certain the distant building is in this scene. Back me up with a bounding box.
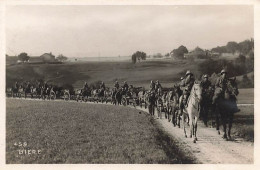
[40,52,56,62]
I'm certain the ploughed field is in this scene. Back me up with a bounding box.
[6,98,197,164]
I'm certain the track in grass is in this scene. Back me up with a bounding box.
[6,98,197,164]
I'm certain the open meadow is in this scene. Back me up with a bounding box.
[6,98,197,164]
[6,60,202,89]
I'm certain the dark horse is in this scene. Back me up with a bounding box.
[215,78,239,140]
[146,91,157,116]
[200,86,215,127]
[112,88,123,105]
[167,85,182,127]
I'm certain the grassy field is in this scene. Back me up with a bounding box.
[237,88,254,104]
[6,60,203,89]
[231,106,254,141]
[6,99,197,164]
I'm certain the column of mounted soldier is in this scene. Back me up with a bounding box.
[7,69,239,141]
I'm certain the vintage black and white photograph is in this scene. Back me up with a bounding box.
[4,3,255,164]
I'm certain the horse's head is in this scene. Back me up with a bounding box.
[191,82,202,102]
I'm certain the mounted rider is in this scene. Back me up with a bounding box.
[155,80,162,96]
[179,70,195,111]
[200,74,213,125]
[82,81,89,91]
[26,81,32,90]
[14,81,19,90]
[122,81,129,92]
[43,81,48,91]
[150,80,155,91]
[100,81,106,91]
[200,74,212,94]
[184,70,195,93]
[114,81,120,90]
[99,81,106,96]
[212,69,228,106]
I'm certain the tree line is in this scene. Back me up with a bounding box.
[131,38,254,62]
[7,52,68,63]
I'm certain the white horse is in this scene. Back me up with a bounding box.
[181,83,202,143]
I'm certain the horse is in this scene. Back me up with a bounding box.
[156,93,165,119]
[75,88,91,102]
[91,88,105,103]
[146,91,157,116]
[181,82,202,143]
[104,88,112,103]
[24,84,32,99]
[215,78,239,140]
[138,88,147,108]
[30,85,42,99]
[200,86,215,127]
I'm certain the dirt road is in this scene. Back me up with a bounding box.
[136,106,254,164]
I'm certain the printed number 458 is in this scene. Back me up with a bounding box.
[14,142,27,147]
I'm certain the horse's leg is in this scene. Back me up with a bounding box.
[172,108,176,126]
[220,111,227,140]
[204,105,209,127]
[189,115,193,138]
[216,107,220,135]
[194,116,198,142]
[228,112,234,140]
[182,112,187,138]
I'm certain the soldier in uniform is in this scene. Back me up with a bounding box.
[14,81,19,90]
[122,81,129,92]
[212,69,228,106]
[83,82,89,91]
[179,70,195,116]
[100,81,106,90]
[114,81,120,90]
[155,80,162,96]
[43,81,48,91]
[150,80,155,91]
[200,74,212,126]
[184,70,195,93]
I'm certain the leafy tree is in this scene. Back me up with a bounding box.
[18,52,30,62]
[165,53,170,57]
[132,54,136,64]
[56,54,68,62]
[238,40,253,55]
[171,45,188,59]
[211,46,227,54]
[226,41,239,54]
[131,51,146,63]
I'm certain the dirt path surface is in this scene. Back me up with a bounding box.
[136,106,254,164]
[7,98,254,164]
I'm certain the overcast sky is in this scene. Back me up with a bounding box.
[6,5,253,57]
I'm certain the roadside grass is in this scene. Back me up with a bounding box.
[6,99,197,164]
[237,89,254,104]
[231,106,254,142]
